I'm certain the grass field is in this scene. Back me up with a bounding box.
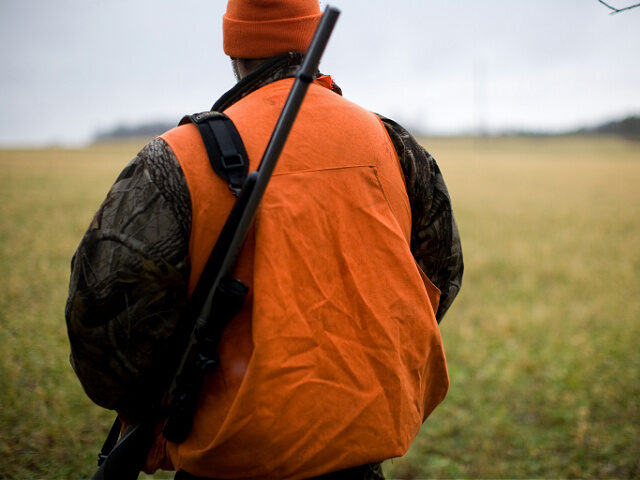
[1,136,639,479]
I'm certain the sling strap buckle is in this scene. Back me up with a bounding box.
[180,112,250,196]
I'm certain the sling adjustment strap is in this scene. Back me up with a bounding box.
[180,112,249,195]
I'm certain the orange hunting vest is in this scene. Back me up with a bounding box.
[149,76,448,479]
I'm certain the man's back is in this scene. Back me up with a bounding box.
[150,74,448,478]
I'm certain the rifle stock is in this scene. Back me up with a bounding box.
[91,422,155,480]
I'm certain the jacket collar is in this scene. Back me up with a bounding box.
[212,52,342,112]
[212,53,303,112]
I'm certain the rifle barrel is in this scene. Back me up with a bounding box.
[216,5,340,283]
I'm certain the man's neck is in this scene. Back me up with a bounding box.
[213,53,303,112]
[232,57,270,81]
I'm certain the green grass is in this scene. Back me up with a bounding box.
[385,136,640,479]
[0,142,147,479]
[1,136,639,479]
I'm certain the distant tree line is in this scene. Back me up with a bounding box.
[94,115,640,142]
[93,121,174,142]
[573,115,640,140]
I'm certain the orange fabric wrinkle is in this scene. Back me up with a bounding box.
[146,78,448,479]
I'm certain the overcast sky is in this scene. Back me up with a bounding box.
[1,0,639,146]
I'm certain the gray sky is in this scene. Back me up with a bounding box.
[1,0,639,146]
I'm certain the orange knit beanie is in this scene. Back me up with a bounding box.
[223,0,322,58]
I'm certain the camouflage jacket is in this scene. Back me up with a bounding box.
[65,53,463,417]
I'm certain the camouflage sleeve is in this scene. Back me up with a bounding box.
[65,138,192,419]
[378,116,463,322]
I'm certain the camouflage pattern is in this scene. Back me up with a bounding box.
[213,53,305,111]
[65,53,463,428]
[65,140,192,418]
[378,116,463,319]
[213,52,342,112]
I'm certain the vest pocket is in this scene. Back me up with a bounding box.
[366,165,442,318]
[416,263,441,318]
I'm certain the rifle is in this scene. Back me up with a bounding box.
[91,6,340,479]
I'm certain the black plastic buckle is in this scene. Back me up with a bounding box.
[221,152,244,169]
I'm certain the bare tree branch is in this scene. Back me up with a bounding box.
[598,0,640,14]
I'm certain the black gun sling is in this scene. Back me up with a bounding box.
[180,111,249,195]
[96,111,250,467]
[179,111,251,317]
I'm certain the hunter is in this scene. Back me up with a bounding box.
[65,0,463,479]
